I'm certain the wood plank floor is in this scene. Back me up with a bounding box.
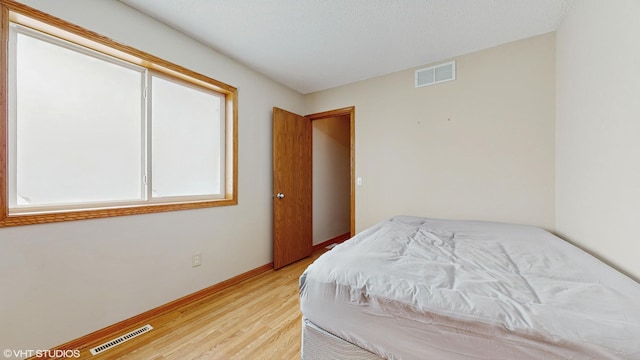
[78,251,324,360]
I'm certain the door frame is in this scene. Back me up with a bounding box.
[306,106,355,236]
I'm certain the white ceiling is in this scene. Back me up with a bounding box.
[119,0,573,94]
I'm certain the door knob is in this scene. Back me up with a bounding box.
[276,193,285,199]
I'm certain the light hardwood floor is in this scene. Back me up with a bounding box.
[78,251,324,360]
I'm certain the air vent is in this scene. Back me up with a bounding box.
[415,61,456,88]
[90,324,153,355]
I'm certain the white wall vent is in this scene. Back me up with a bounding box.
[90,324,153,355]
[415,61,456,88]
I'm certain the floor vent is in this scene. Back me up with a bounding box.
[90,324,153,356]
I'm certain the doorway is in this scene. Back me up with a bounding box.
[272,107,355,269]
[312,114,351,249]
[307,107,355,238]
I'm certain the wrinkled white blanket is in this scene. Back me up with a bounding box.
[300,216,640,360]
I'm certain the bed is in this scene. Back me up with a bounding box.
[299,216,640,360]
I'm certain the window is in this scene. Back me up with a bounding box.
[0,2,238,227]
[150,73,226,199]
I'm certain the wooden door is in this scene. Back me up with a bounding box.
[272,107,312,269]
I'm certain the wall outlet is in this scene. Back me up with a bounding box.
[192,252,202,267]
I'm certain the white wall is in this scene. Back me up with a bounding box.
[306,33,556,232]
[0,0,304,352]
[312,116,351,245]
[555,0,640,280]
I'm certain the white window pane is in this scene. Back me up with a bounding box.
[151,75,223,198]
[13,32,143,207]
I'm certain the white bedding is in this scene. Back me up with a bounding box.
[299,216,640,359]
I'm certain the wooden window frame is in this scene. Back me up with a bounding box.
[0,0,238,227]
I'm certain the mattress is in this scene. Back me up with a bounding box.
[299,216,640,360]
[302,317,383,360]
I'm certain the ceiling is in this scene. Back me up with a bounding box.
[119,0,574,94]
